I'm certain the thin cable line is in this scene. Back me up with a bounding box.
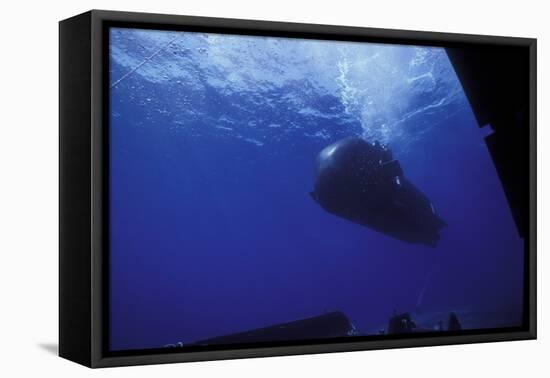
[416,253,442,311]
[110,35,180,89]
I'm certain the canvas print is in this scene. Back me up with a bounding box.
[108,27,525,352]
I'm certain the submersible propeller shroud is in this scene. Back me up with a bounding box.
[310,137,446,247]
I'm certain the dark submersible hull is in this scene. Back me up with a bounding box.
[310,137,446,247]
[190,311,356,346]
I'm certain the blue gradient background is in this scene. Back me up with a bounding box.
[108,28,524,351]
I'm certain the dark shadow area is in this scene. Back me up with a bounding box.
[446,43,533,330]
[37,343,58,356]
[446,44,531,239]
[191,311,354,346]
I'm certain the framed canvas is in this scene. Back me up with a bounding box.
[59,9,536,368]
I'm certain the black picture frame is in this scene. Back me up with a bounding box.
[59,9,537,368]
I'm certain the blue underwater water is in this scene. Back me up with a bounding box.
[108,28,525,351]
